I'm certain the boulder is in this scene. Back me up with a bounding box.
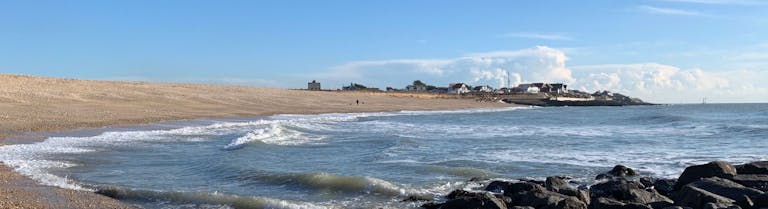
[485,181,551,198]
[589,179,673,207]
[735,161,768,175]
[590,179,645,200]
[682,177,763,208]
[558,188,591,205]
[674,161,737,190]
[548,176,571,192]
[653,179,677,196]
[554,197,588,209]
[730,174,768,192]
[673,183,738,209]
[608,165,639,177]
[639,177,654,188]
[588,197,652,209]
[430,190,507,209]
[626,189,674,208]
[495,182,588,209]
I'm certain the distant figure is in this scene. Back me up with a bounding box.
[356,100,359,105]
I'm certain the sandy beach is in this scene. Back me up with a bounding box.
[0,74,511,208]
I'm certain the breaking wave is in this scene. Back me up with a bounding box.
[239,172,412,196]
[223,123,323,149]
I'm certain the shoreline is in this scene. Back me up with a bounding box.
[0,74,514,208]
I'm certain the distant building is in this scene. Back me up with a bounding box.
[307,80,321,90]
[449,83,471,94]
[550,83,567,93]
[472,85,494,93]
[516,83,567,94]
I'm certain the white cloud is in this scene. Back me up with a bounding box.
[311,46,767,103]
[501,32,573,41]
[314,46,574,89]
[637,5,702,16]
[571,63,767,103]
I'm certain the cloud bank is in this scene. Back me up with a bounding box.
[314,46,767,103]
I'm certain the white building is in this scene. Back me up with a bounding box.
[449,83,471,94]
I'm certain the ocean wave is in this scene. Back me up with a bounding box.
[239,172,410,196]
[96,186,330,209]
[223,123,324,149]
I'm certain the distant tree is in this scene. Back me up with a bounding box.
[413,80,427,87]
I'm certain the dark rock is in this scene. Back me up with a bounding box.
[558,188,591,205]
[673,183,738,209]
[519,178,546,186]
[433,190,507,209]
[548,176,571,192]
[485,181,546,197]
[510,207,535,209]
[508,188,567,208]
[639,177,654,188]
[447,189,476,199]
[402,194,432,202]
[497,182,588,209]
[590,179,645,199]
[421,202,441,209]
[555,197,588,209]
[590,179,673,207]
[653,179,677,196]
[626,189,674,208]
[735,161,768,175]
[660,207,689,209]
[753,193,768,208]
[486,181,517,193]
[681,177,763,208]
[588,197,651,209]
[608,165,639,177]
[674,161,738,191]
[731,174,768,192]
[702,202,742,209]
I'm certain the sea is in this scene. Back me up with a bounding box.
[0,104,767,209]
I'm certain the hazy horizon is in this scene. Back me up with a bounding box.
[2,0,767,103]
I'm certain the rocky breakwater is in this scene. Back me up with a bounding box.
[416,161,768,209]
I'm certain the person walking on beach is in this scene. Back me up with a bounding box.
[356,100,359,105]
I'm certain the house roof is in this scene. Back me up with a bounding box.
[450,83,467,89]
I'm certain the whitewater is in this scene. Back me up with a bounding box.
[0,104,766,208]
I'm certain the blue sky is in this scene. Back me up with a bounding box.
[2,0,768,103]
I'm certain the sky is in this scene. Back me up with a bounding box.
[2,0,768,103]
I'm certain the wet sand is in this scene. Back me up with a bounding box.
[0,74,512,208]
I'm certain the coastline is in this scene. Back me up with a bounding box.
[0,74,513,208]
